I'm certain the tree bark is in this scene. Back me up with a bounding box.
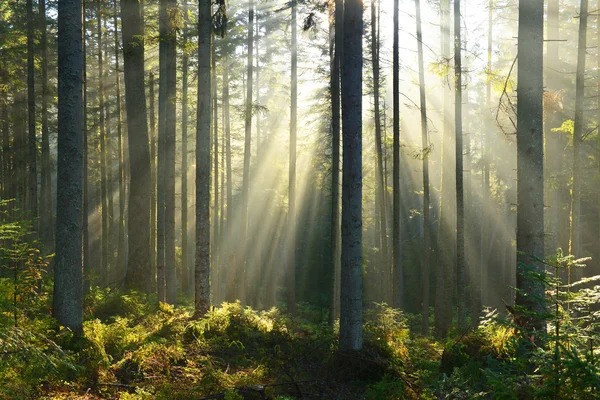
[240,0,254,304]
[288,0,297,316]
[328,0,342,327]
[26,0,38,226]
[454,0,466,330]
[339,0,363,352]
[569,0,588,264]
[53,0,83,333]
[121,0,152,294]
[181,22,190,297]
[415,0,431,334]
[195,0,212,315]
[39,0,54,253]
[516,0,546,336]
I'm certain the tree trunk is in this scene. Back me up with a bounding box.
[328,0,342,327]
[339,0,363,352]
[53,0,84,333]
[415,0,430,334]
[39,0,54,254]
[516,0,546,336]
[223,57,234,301]
[372,0,388,306]
[181,25,189,297]
[113,0,126,282]
[195,0,212,315]
[288,0,297,316]
[392,0,403,310]
[83,0,90,294]
[454,0,466,330]
[240,0,254,304]
[212,41,220,303]
[570,0,587,265]
[149,72,157,284]
[27,0,38,226]
[121,0,152,294]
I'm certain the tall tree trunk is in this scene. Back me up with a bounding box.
[83,0,90,294]
[516,0,546,336]
[27,0,38,225]
[195,0,212,315]
[97,0,109,286]
[328,0,342,327]
[1,59,9,203]
[121,0,152,294]
[39,0,54,253]
[53,0,84,333]
[392,0,402,310]
[371,0,388,306]
[157,0,167,302]
[223,57,233,301]
[288,0,297,316]
[339,0,363,352]
[482,0,492,307]
[212,41,220,303]
[240,0,254,304]
[164,0,178,305]
[181,28,190,298]
[570,0,587,265]
[454,0,466,330]
[113,0,126,281]
[149,72,157,283]
[415,0,430,334]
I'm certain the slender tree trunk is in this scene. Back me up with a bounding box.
[97,0,109,286]
[415,0,430,334]
[181,29,189,297]
[149,72,157,282]
[339,0,363,352]
[195,0,212,315]
[113,0,126,281]
[164,0,177,305]
[27,0,38,225]
[212,41,219,303]
[570,0,587,265]
[83,0,90,293]
[53,0,83,332]
[223,57,233,301]
[371,0,388,306]
[288,0,297,316]
[1,59,9,204]
[157,0,167,302]
[516,0,546,336]
[482,0,492,307]
[328,0,342,327]
[240,0,254,304]
[39,0,54,253]
[454,0,466,330]
[392,0,402,310]
[121,0,152,294]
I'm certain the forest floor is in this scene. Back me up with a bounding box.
[1,288,599,399]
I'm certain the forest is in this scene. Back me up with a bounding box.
[1,0,600,398]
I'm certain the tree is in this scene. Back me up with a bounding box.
[415,0,430,334]
[195,0,212,315]
[392,0,402,310]
[515,0,546,335]
[454,0,466,329]
[328,0,342,327]
[26,0,37,224]
[288,0,297,316]
[181,4,190,297]
[569,0,588,264]
[339,0,363,352]
[39,0,53,253]
[371,0,388,304]
[121,0,153,294]
[240,0,254,304]
[53,0,83,332]
[158,0,178,305]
